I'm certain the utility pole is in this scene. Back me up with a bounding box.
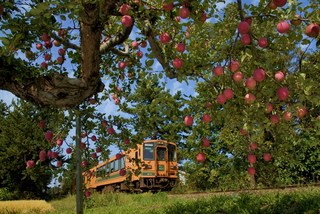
[75,109,83,214]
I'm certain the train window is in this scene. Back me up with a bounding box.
[168,144,177,161]
[110,161,114,172]
[120,156,125,169]
[114,160,119,171]
[106,163,110,173]
[143,143,154,160]
[157,147,166,161]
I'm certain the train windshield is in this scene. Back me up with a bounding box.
[143,143,154,160]
[168,144,177,161]
[157,147,166,161]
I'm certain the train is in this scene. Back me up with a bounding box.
[83,140,178,192]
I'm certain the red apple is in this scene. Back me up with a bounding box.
[107,127,116,135]
[275,71,285,82]
[184,115,193,126]
[160,32,171,44]
[88,97,95,105]
[305,23,320,38]
[297,107,307,119]
[290,15,302,26]
[44,53,51,61]
[175,16,181,22]
[277,21,290,34]
[277,87,289,101]
[283,111,292,121]
[247,167,256,175]
[58,48,65,56]
[44,41,52,49]
[173,58,183,69]
[101,120,108,129]
[213,66,224,76]
[121,15,133,27]
[245,77,257,90]
[196,153,206,162]
[179,7,190,19]
[53,40,61,47]
[56,56,64,64]
[26,160,35,169]
[202,114,211,123]
[249,142,258,150]
[58,29,67,38]
[265,103,273,113]
[91,152,97,159]
[140,40,147,48]
[52,152,59,159]
[39,150,47,162]
[270,1,278,10]
[132,41,139,49]
[244,93,256,104]
[119,169,126,176]
[233,71,244,82]
[116,153,122,160]
[274,0,287,7]
[240,128,248,136]
[81,132,87,138]
[136,51,143,58]
[205,102,212,109]
[95,147,102,153]
[223,88,234,100]
[244,17,252,26]
[271,114,279,124]
[247,154,256,164]
[229,60,240,72]
[163,2,174,11]
[56,138,63,146]
[38,120,46,129]
[66,148,72,154]
[119,4,131,15]
[81,142,86,150]
[118,61,127,70]
[81,161,87,167]
[253,68,266,82]
[241,34,251,46]
[47,151,52,159]
[216,94,227,105]
[40,62,48,69]
[85,191,91,198]
[200,12,207,23]
[263,153,272,161]
[124,138,130,145]
[36,43,43,50]
[56,160,63,168]
[258,37,268,48]
[238,21,250,34]
[202,138,211,147]
[44,131,53,142]
[175,42,186,53]
[41,33,51,42]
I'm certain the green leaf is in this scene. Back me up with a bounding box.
[145,60,154,67]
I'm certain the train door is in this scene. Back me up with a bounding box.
[155,146,168,177]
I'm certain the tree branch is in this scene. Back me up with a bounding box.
[100,25,133,54]
[143,19,176,79]
[50,33,80,50]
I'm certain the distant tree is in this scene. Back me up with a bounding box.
[0,100,67,199]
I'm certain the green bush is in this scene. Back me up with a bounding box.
[0,188,18,201]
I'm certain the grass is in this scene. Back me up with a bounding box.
[0,200,54,214]
[48,186,320,214]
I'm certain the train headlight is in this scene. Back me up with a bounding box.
[170,166,177,170]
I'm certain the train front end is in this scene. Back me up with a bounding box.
[138,140,178,191]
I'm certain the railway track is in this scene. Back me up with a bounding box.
[167,183,320,198]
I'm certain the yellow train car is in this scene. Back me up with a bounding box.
[84,140,178,192]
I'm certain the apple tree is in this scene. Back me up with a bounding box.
[0,100,69,199]
[0,0,319,198]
